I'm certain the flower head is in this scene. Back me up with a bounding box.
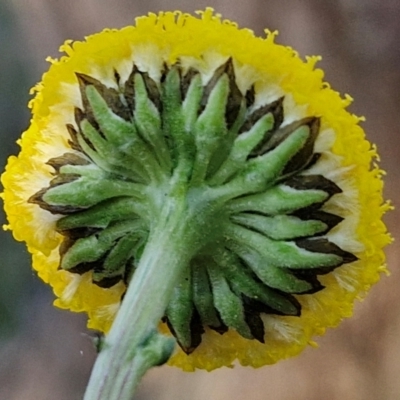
[1,9,391,371]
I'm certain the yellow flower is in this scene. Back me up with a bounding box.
[1,8,391,372]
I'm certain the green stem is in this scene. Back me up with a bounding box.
[83,195,194,400]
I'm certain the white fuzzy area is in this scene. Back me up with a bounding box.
[22,164,52,193]
[175,55,202,76]
[35,126,71,160]
[33,87,74,162]
[36,84,82,149]
[26,208,60,255]
[85,64,121,91]
[331,262,362,292]
[323,173,360,220]
[280,95,308,126]
[232,62,262,95]
[303,152,343,177]
[300,294,324,314]
[325,211,364,254]
[252,83,284,109]
[32,207,60,232]
[313,128,336,153]
[18,161,61,246]
[297,126,364,256]
[49,46,316,124]
[59,82,82,109]
[128,43,167,83]
[94,302,121,321]
[114,56,139,85]
[61,274,83,303]
[183,52,229,86]
[262,315,303,343]
[23,129,71,248]
[103,47,289,105]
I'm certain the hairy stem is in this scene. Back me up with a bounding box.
[84,194,194,400]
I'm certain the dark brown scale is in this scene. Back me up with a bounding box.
[291,265,340,276]
[164,313,204,355]
[74,106,87,127]
[66,124,84,152]
[223,58,244,129]
[93,275,124,288]
[123,257,137,285]
[57,227,101,240]
[139,71,162,111]
[208,321,229,335]
[286,174,342,197]
[123,65,137,113]
[243,294,301,317]
[207,309,229,334]
[200,60,227,109]
[290,271,324,294]
[76,72,131,121]
[181,67,199,99]
[293,209,344,232]
[48,173,81,188]
[258,116,316,154]
[282,117,321,176]
[186,310,205,354]
[47,152,90,173]
[74,107,99,149]
[295,238,358,264]
[242,296,270,341]
[163,318,176,345]
[302,152,321,170]
[159,62,169,84]
[75,76,100,130]
[113,69,121,85]
[241,96,284,137]
[59,236,75,259]
[62,260,97,275]
[200,58,243,128]
[64,252,111,276]
[36,203,85,215]
[243,310,265,343]
[245,85,255,108]
[28,189,84,215]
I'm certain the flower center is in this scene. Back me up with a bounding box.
[29,58,356,353]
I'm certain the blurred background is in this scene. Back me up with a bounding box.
[0,0,399,399]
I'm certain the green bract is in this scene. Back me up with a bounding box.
[30,59,355,353]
